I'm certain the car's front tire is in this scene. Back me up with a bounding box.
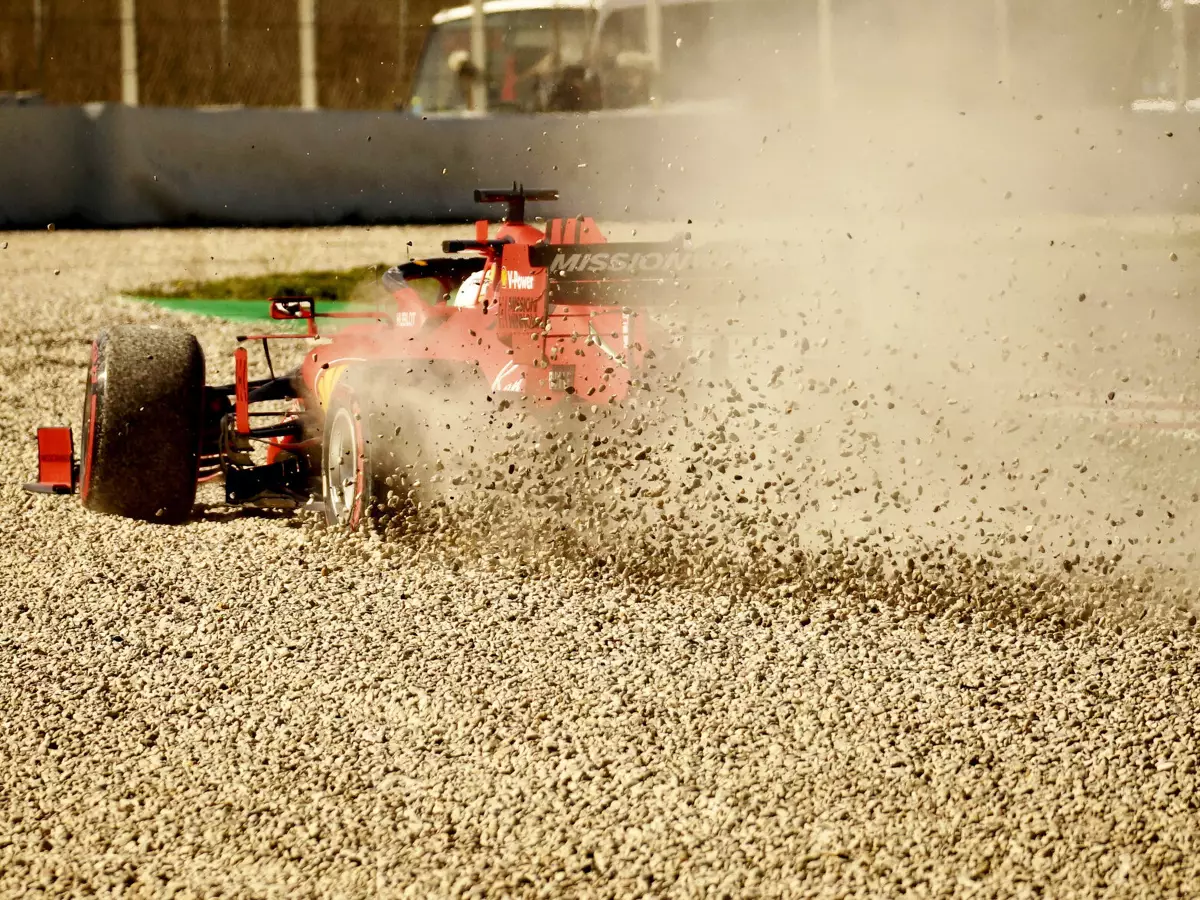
[321,387,379,529]
[320,371,422,530]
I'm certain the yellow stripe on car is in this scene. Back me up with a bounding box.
[314,363,346,410]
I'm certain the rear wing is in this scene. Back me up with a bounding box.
[23,427,77,495]
[475,185,558,224]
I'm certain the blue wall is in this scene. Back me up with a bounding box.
[1,103,1196,228]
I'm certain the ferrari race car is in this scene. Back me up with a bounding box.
[24,187,704,528]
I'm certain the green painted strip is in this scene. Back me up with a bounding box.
[127,296,385,331]
[129,296,293,323]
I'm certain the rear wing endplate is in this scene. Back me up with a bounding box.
[24,426,77,495]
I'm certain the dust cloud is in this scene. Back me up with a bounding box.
[346,0,1200,630]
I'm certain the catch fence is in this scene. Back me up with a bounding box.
[1,1,1200,112]
[0,0,445,109]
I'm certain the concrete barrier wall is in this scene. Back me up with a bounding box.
[0,104,720,227]
[1,103,1197,229]
[0,105,93,227]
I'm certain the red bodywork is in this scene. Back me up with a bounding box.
[294,212,646,416]
[25,187,697,514]
[221,187,697,510]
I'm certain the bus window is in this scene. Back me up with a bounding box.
[659,2,718,102]
[1126,0,1200,109]
[595,0,806,108]
[591,4,722,107]
[594,8,654,107]
[410,8,593,114]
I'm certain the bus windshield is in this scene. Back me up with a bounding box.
[409,8,593,114]
[592,0,808,108]
[1128,0,1200,110]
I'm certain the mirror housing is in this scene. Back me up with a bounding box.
[269,296,315,321]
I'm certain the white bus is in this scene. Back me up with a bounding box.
[405,0,807,115]
[1129,0,1200,112]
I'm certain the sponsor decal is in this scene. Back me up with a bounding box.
[313,358,369,409]
[397,310,419,328]
[548,250,695,276]
[502,269,536,291]
[549,365,575,393]
[499,295,541,332]
[490,360,526,393]
[588,320,626,366]
[314,363,346,410]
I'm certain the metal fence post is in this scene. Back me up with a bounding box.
[995,0,1010,89]
[32,0,41,58]
[299,0,318,110]
[399,0,408,100]
[33,0,43,90]
[219,0,229,71]
[470,0,487,113]
[1173,0,1188,108]
[817,0,833,110]
[120,0,139,106]
[646,0,662,106]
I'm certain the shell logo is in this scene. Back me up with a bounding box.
[501,269,535,290]
[314,363,347,410]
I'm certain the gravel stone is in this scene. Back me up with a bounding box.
[1,224,1199,898]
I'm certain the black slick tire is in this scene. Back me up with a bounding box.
[80,325,206,523]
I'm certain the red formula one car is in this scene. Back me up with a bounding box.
[24,187,701,527]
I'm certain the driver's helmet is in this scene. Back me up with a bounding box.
[452,268,486,307]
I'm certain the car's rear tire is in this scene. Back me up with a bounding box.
[80,325,206,524]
